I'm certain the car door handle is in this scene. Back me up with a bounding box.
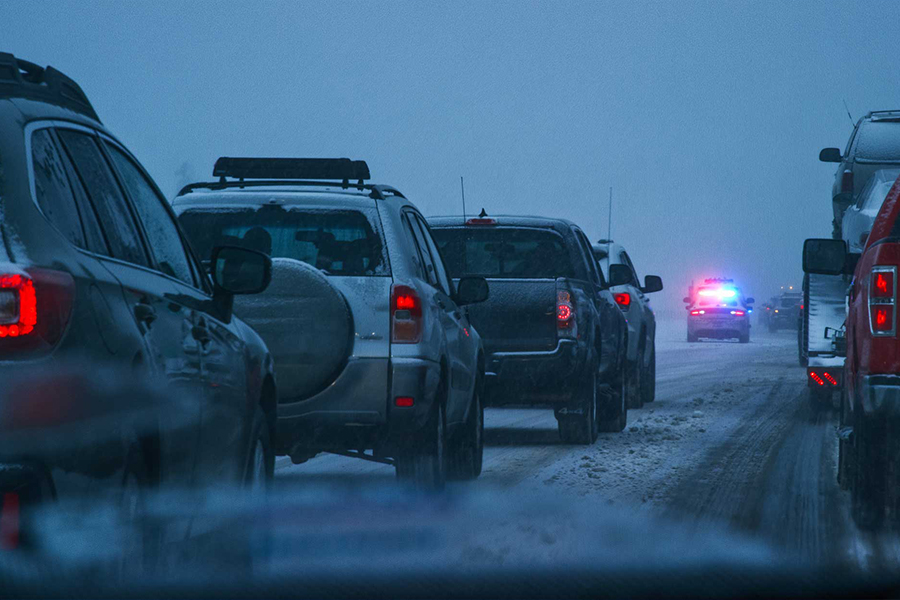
[134,302,157,326]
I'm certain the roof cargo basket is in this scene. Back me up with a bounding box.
[0,53,100,122]
[213,157,370,184]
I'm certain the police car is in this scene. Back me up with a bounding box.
[683,278,755,343]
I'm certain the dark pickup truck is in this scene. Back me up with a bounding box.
[429,215,630,444]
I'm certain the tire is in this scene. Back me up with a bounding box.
[626,349,643,410]
[598,373,627,433]
[739,332,750,344]
[768,322,777,333]
[114,444,160,578]
[641,345,656,404]
[838,386,852,491]
[396,401,447,490]
[558,369,598,445]
[851,417,887,530]
[687,331,698,343]
[244,405,275,492]
[447,386,484,480]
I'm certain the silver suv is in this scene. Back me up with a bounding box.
[593,241,662,408]
[174,158,489,489]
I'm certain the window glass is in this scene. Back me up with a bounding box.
[56,129,149,266]
[400,213,427,278]
[406,213,439,287]
[574,229,602,286]
[31,129,86,247]
[178,204,390,277]
[413,215,452,295]
[431,227,575,279]
[105,143,194,286]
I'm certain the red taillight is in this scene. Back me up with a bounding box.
[614,292,631,309]
[0,269,74,356]
[841,170,854,194]
[730,310,745,316]
[809,372,825,386]
[557,288,576,336]
[808,369,840,388]
[1,493,19,550]
[869,267,897,336]
[690,309,705,315]
[465,218,497,226]
[394,396,414,407]
[391,284,422,344]
[823,372,838,386]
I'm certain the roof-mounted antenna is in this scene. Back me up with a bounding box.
[607,187,613,253]
[460,176,467,224]
[842,99,854,126]
[478,207,487,218]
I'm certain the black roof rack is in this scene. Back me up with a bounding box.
[177,179,406,201]
[213,157,370,183]
[0,52,100,122]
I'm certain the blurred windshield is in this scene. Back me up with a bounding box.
[431,227,574,279]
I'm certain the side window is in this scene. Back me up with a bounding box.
[620,251,639,285]
[413,215,453,296]
[405,212,438,286]
[31,129,86,248]
[400,213,426,278]
[574,229,602,287]
[104,142,195,286]
[56,129,149,267]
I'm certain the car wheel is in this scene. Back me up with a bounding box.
[852,417,887,530]
[558,368,597,445]
[641,345,656,404]
[598,374,627,433]
[447,385,484,480]
[687,331,698,343]
[739,332,750,344]
[626,349,643,410]
[244,406,275,493]
[396,401,447,490]
[114,445,160,578]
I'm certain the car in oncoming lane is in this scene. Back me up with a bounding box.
[429,214,630,445]
[174,158,489,489]
[0,53,277,552]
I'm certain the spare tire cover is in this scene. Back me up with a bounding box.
[233,258,352,401]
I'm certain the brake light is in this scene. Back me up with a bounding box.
[614,292,631,309]
[730,310,745,316]
[808,368,840,388]
[841,170,854,194]
[0,269,75,357]
[465,218,496,226]
[869,266,897,336]
[391,284,422,344]
[690,309,705,315]
[394,396,414,407]
[557,288,576,337]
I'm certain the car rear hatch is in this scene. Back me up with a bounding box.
[431,224,574,354]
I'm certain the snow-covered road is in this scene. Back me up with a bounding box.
[275,320,900,571]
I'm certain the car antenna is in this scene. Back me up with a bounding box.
[842,99,854,126]
[607,186,613,252]
[478,207,487,218]
[460,176,467,224]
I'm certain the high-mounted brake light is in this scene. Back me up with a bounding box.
[556,287,577,338]
[391,284,423,344]
[869,266,897,337]
[465,218,497,226]
[0,269,74,357]
[614,292,631,309]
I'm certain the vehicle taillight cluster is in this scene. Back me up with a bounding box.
[808,368,840,388]
[391,284,423,344]
[869,266,896,336]
[557,288,576,338]
[0,269,74,357]
[0,274,36,337]
[613,292,631,309]
[690,309,704,315]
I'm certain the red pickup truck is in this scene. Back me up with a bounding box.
[804,175,900,529]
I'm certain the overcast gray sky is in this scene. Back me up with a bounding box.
[3,0,898,315]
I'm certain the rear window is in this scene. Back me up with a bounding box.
[855,121,900,161]
[431,226,574,279]
[177,204,390,276]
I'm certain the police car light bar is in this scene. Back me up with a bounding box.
[213,157,371,182]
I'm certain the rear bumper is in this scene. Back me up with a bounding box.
[859,375,900,416]
[483,339,584,405]
[688,316,750,338]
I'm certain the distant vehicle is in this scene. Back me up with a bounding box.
[764,292,802,332]
[803,174,900,529]
[820,110,900,239]
[592,240,663,408]
[429,214,630,444]
[683,279,754,343]
[842,168,900,253]
[175,158,489,489]
[0,53,277,550]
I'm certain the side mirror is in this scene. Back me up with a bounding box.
[683,296,691,303]
[641,275,663,294]
[745,297,755,304]
[455,276,489,305]
[608,264,632,287]
[819,147,843,163]
[803,238,848,275]
[211,245,272,295]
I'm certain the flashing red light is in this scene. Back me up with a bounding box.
[465,218,497,226]
[874,306,893,331]
[391,285,423,343]
[1,493,19,550]
[823,372,839,386]
[809,372,825,386]
[614,292,631,308]
[873,272,893,298]
[394,396,414,407]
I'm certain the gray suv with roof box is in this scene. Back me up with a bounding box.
[174,158,489,489]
